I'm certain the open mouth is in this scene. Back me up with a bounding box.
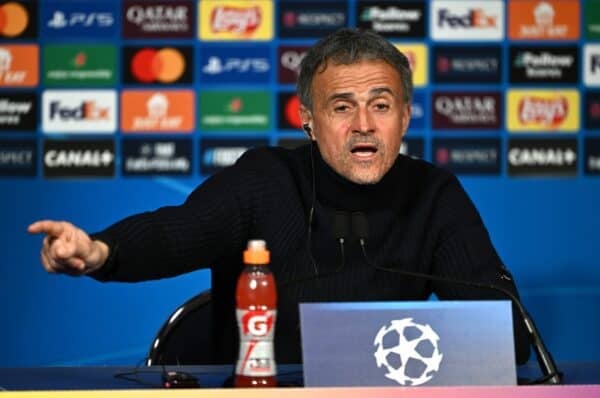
[350,143,378,158]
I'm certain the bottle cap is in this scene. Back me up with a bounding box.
[243,239,270,265]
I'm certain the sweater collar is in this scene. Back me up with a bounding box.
[313,143,403,211]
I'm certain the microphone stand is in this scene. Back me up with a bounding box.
[352,212,562,385]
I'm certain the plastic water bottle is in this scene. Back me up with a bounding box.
[234,239,277,387]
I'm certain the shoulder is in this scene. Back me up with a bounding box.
[236,144,310,168]
[395,154,459,195]
[229,143,312,182]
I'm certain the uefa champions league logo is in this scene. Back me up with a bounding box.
[373,318,444,386]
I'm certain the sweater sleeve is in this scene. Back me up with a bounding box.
[88,149,272,282]
[429,175,532,365]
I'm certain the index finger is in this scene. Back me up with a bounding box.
[27,220,66,237]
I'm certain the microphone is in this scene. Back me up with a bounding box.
[332,211,350,272]
[351,212,562,385]
[279,210,350,289]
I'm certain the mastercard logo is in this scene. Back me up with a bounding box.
[0,2,28,37]
[130,47,185,83]
[284,94,301,129]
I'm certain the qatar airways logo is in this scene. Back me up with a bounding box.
[518,96,568,127]
[433,92,501,129]
[210,6,261,34]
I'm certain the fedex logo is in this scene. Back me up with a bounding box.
[42,90,116,133]
[437,8,497,28]
[49,101,109,121]
[593,56,600,73]
[431,1,503,41]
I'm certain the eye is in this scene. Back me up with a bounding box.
[374,103,390,111]
[334,104,350,112]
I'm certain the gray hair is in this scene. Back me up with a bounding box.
[297,28,413,110]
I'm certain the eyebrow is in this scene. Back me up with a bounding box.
[326,87,396,104]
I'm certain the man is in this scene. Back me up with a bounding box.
[28,29,530,364]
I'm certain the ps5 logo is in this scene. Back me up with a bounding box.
[202,56,269,75]
[47,11,114,29]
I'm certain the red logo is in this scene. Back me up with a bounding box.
[210,6,261,34]
[284,95,301,129]
[130,47,185,83]
[242,311,274,337]
[518,96,568,127]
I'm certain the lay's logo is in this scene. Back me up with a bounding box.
[518,97,568,127]
[199,1,273,41]
[507,90,579,132]
[211,6,260,34]
[394,43,427,86]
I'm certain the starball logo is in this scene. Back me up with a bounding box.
[199,1,273,41]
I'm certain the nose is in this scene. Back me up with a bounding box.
[351,105,375,135]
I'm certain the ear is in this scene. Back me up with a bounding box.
[299,104,315,140]
[400,102,412,140]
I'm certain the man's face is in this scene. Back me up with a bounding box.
[301,59,411,185]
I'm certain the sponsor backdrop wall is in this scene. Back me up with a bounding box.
[1,0,599,366]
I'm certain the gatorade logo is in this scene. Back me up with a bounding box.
[242,311,274,337]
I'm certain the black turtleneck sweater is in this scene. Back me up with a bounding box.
[91,144,530,364]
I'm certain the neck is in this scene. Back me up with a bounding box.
[313,146,402,211]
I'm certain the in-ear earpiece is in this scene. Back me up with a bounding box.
[303,124,312,138]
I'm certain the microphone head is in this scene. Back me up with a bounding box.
[332,211,351,240]
[352,212,369,240]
